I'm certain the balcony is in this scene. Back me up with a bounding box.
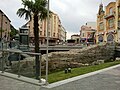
[104,12,115,19]
[106,29,117,34]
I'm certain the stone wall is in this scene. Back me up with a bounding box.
[10,43,115,75]
[42,43,115,70]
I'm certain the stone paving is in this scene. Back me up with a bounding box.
[1,65,120,90]
[0,75,40,90]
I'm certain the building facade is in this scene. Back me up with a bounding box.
[0,10,11,41]
[27,12,66,45]
[80,22,96,43]
[71,34,80,43]
[59,26,67,43]
[96,0,120,43]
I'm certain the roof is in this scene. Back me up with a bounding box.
[106,2,116,7]
[21,21,29,28]
[0,9,11,22]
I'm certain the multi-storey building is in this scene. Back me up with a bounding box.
[0,10,11,41]
[26,12,66,45]
[80,22,96,43]
[96,0,120,43]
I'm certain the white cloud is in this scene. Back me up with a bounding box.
[51,0,68,13]
[0,0,26,29]
[0,0,116,34]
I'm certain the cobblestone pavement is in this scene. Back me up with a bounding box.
[1,65,120,90]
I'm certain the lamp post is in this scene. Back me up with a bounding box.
[46,0,50,85]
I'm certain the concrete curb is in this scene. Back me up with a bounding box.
[0,71,45,86]
[43,64,120,88]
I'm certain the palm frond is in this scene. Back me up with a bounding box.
[34,0,47,13]
[35,0,47,7]
[39,8,48,20]
[17,0,48,20]
[22,0,34,10]
[16,8,31,20]
[40,8,52,20]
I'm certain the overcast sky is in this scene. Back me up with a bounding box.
[0,0,115,39]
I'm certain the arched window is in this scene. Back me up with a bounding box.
[109,7,113,15]
[98,35,103,42]
[107,34,114,42]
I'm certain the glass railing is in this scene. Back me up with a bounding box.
[0,49,43,83]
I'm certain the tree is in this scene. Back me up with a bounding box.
[17,0,48,79]
[10,24,18,38]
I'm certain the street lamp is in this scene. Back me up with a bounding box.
[46,0,50,85]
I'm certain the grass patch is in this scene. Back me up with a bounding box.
[43,61,120,83]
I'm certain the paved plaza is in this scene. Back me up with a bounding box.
[0,65,120,90]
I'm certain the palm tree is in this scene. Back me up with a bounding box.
[17,0,48,79]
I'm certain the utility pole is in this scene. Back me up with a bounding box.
[46,0,50,85]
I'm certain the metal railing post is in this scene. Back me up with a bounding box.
[39,54,42,83]
[1,42,4,73]
[1,51,5,73]
[18,53,21,78]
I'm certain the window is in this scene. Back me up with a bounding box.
[118,7,120,13]
[53,33,55,37]
[44,31,46,36]
[109,7,113,15]
[40,31,42,35]
[99,22,104,30]
[107,34,114,42]
[82,33,84,37]
[98,35,103,42]
[108,18,114,29]
[118,21,120,28]
[20,35,28,45]
[48,32,50,37]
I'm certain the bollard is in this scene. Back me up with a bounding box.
[64,68,68,74]
[68,68,71,73]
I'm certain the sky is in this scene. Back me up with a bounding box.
[0,0,115,39]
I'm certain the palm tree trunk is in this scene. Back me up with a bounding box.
[34,14,40,80]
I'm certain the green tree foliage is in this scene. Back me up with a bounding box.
[10,24,18,38]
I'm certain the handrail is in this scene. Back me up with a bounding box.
[0,49,41,55]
